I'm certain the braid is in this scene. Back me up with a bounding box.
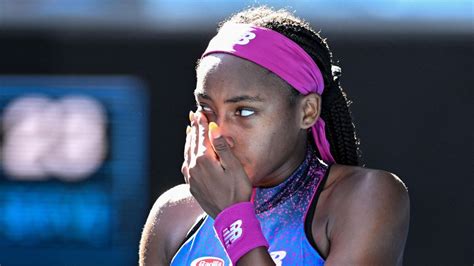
[223,6,361,165]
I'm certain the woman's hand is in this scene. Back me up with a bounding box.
[181,111,253,218]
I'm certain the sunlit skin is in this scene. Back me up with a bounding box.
[139,53,409,266]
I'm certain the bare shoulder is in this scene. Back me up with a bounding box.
[322,165,410,264]
[325,164,410,225]
[139,184,204,266]
[327,164,409,207]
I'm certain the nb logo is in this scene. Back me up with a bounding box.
[222,219,243,248]
[235,31,256,45]
[270,250,287,266]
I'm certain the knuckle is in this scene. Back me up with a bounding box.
[213,140,228,152]
[188,166,198,177]
[180,163,188,175]
[187,174,194,187]
[195,155,207,165]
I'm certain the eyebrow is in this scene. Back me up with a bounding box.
[195,92,264,104]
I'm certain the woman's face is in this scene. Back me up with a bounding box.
[194,54,308,187]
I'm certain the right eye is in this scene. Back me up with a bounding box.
[197,104,213,113]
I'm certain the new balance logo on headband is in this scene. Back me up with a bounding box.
[236,31,256,45]
[222,219,243,248]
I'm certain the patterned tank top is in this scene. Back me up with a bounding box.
[171,144,330,266]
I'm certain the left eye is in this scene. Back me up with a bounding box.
[236,108,255,117]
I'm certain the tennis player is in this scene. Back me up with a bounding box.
[140,6,409,266]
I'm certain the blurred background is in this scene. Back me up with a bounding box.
[0,0,472,265]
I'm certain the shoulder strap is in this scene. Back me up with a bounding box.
[177,213,207,248]
[304,164,332,258]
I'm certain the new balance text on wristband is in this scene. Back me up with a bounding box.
[213,202,269,264]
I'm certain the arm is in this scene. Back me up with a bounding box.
[139,184,203,266]
[184,112,275,265]
[324,170,410,265]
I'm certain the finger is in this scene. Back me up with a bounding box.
[208,122,239,170]
[190,121,198,167]
[182,125,192,182]
[184,125,192,159]
[193,111,203,159]
[196,111,212,156]
[184,110,197,182]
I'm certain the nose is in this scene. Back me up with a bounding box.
[211,114,235,148]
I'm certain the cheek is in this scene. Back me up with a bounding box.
[232,124,291,175]
[226,128,268,166]
[225,104,300,178]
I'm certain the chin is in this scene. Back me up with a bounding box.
[248,174,268,188]
[242,165,265,187]
[242,165,256,184]
[249,178,259,187]
[243,169,258,186]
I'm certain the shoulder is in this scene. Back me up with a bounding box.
[139,184,204,265]
[326,165,409,212]
[321,165,410,264]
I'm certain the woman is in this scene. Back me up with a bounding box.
[140,6,409,266]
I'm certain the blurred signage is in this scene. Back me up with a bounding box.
[0,76,149,265]
[2,95,107,181]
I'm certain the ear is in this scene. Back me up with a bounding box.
[299,93,321,129]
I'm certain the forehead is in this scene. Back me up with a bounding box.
[195,54,290,100]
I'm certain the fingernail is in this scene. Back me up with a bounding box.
[189,111,194,122]
[209,122,221,139]
[186,125,191,134]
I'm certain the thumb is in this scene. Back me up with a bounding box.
[208,122,238,170]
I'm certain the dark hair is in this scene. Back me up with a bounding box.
[209,6,361,165]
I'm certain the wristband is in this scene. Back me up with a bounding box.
[213,202,269,265]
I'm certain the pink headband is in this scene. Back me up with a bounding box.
[202,24,335,164]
